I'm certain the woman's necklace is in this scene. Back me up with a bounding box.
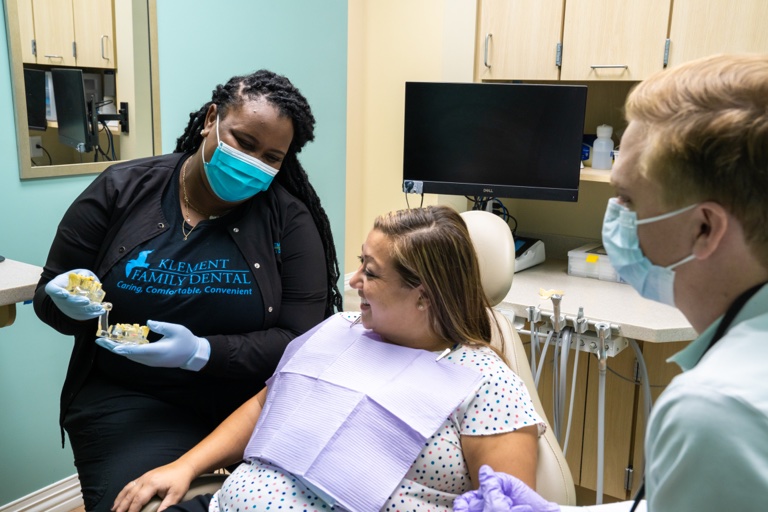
[181,159,200,241]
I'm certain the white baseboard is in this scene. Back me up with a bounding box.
[0,474,83,512]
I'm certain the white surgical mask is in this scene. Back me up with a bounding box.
[601,198,697,306]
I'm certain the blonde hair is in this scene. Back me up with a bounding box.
[625,53,768,263]
[373,205,496,350]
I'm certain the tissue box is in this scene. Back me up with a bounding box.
[567,243,623,283]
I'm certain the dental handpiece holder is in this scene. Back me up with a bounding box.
[517,295,629,507]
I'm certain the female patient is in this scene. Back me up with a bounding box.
[113,205,543,512]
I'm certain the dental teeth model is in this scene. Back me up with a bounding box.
[105,323,150,345]
[66,272,106,303]
[67,272,149,345]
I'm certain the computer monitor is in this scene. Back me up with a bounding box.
[402,82,588,202]
[23,68,47,131]
[51,68,95,153]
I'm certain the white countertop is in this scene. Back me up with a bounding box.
[0,258,43,307]
[499,260,696,343]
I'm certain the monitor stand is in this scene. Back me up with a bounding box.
[514,236,546,272]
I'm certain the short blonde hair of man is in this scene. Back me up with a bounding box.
[625,53,768,265]
[373,205,499,353]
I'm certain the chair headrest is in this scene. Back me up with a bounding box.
[460,210,515,307]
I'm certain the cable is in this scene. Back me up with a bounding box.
[624,338,653,500]
[40,145,53,165]
[597,355,606,504]
[404,192,424,209]
[628,338,653,429]
[100,119,116,160]
[594,323,610,505]
[562,329,582,456]
[474,196,518,235]
[551,330,561,439]
[556,327,573,444]
[99,120,111,159]
[534,330,553,388]
[97,144,111,161]
[530,321,539,379]
[31,144,53,166]
[605,365,666,388]
[507,213,518,237]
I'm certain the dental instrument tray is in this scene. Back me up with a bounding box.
[567,243,623,283]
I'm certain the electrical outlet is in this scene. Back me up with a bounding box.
[29,136,43,158]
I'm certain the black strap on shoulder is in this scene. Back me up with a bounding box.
[704,281,766,357]
[629,281,765,511]
[629,482,645,512]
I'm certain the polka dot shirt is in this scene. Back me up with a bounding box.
[210,345,544,512]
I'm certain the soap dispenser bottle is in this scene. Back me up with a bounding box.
[592,124,614,170]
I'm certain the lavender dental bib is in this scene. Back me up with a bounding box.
[243,314,482,511]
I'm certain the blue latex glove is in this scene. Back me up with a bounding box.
[95,320,211,371]
[44,269,105,321]
[454,465,561,512]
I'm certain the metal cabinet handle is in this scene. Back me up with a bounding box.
[44,54,63,60]
[484,33,492,68]
[590,64,628,69]
[101,35,110,60]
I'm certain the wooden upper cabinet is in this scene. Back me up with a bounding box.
[560,0,671,81]
[73,0,116,69]
[33,0,77,66]
[475,0,564,81]
[667,0,768,68]
[15,0,37,63]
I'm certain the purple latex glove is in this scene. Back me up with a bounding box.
[453,465,561,512]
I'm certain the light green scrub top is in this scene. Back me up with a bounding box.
[563,283,768,512]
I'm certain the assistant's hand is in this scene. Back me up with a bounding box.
[112,461,196,512]
[44,269,105,321]
[454,465,561,512]
[96,320,211,371]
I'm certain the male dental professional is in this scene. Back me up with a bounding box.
[455,53,768,512]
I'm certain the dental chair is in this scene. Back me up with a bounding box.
[461,209,577,506]
[142,209,575,511]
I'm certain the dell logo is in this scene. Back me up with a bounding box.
[482,188,494,193]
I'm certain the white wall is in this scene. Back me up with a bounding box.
[344,0,476,274]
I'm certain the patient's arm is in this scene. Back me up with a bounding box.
[111,388,268,512]
[461,424,539,490]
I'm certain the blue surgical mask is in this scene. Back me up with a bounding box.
[202,115,280,202]
[601,198,697,306]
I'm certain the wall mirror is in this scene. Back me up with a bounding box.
[4,0,161,179]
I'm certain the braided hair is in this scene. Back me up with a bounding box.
[175,70,342,316]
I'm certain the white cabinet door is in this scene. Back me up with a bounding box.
[561,0,671,81]
[475,0,564,81]
[667,0,768,68]
[33,0,77,66]
[14,0,37,63]
[73,0,116,69]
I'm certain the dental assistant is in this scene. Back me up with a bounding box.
[454,53,768,512]
[33,70,342,512]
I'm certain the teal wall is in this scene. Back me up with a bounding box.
[155,0,348,236]
[0,0,346,505]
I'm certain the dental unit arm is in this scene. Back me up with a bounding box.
[519,292,632,506]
